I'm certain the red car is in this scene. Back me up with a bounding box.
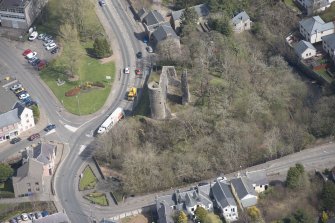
[36,60,48,71]
[28,133,40,141]
[135,68,142,75]
[22,49,32,56]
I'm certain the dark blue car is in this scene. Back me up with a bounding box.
[44,124,56,132]
[41,210,49,217]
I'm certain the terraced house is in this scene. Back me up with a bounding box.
[0,0,47,29]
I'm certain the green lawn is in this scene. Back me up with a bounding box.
[84,192,109,206]
[79,166,98,191]
[0,180,15,198]
[315,68,333,84]
[320,4,335,22]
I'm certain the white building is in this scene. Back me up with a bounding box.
[246,169,269,193]
[299,16,335,44]
[294,40,317,59]
[231,11,252,33]
[322,33,335,63]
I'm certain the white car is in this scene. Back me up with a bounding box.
[43,39,54,47]
[46,43,57,51]
[19,93,30,100]
[10,84,22,91]
[28,31,38,41]
[124,67,130,74]
[37,33,45,40]
[26,52,37,59]
[21,213,29,221]
[146,46,153,53]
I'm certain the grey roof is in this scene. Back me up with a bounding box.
[0,0,28,9]
[143,10,165,26]
[231,177,257,199]
[294,40,316,55]
[212,181,236,208]
[171,4,210,21]
[34,213,70,223]
[13,102,25,117]
[156,194,176,207]
[152,24,178,42]
[246,169,269,186]
[306,0,330,8]
[14,159,43,181]
[232,11,250,25]
[0,108,20,129]
[322,33,335,49]
[137,8,147,20]
[0,84,19,114]
[24,143,56,165]
[299,16,334,34]
[157,201,174,223]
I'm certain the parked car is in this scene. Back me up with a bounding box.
[36,60,48,71]
[25,100,37,107]
[14,87,25,94]
[136,51,142,59]
[22,49,32,56]
[51,47,60,54]
[21,213,29,221]
[9,218,17,223]
[146,46,153,53]
[98,0,106,6]
[135,68,142,75]
[28,133,40,141]
[28,57,39,64]
[16,90,28,97]
[26,52,37,59]
[43,35,53,42]
[41,211,49,217]
[43,39,54,47]
[19,93,30,100]
[44,124,56,132]
[28,212,36,220]
[124,67,130,74]
[28,31,38,41]
[38,33,46,40]
[31,58,41,66]
[35,212,43,219]
[143,36,148,43]
[15,216,22,222]
[10,84,22,91]
[10,137,21,144]
[46,43,57,51]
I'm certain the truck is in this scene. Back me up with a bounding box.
[97,107,124,134]
[127,87,137,101]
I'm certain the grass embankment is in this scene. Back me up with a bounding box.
[320,4,335,22]
[84,192,109,206]
[315,68,333,84]
[36,0,115,115]
[283,0,300,11]
[79,165,98,191]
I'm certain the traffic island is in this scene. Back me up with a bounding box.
[79,165,98,191]
[84,192,109,206]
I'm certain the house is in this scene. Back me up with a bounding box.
[137,8,148,21]
[294,40,317,59]
[12,159,44,197]
[0,0,47,29]
[156,194,176,223]
[142,10,169,36]
[170,4,210,34]
[295,0,335,15]
[299,16,335,44]
[151,24,179,46]
[34,213,70,223]
[22,143,57,176]
[246,169,269,193]
[322,33,335,63]
[231,11,252,33]
[230,177,258,209]
[212,181,238,222]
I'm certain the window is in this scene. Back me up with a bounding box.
[28,188,31,192]
[36,187,40,191]
[27,183,30,186]
[232,208,235,212]
[260,185,263,188]
[35,182,39,185]
[191,208,194,211]
[306,53,308,57]
[225,209,227,212]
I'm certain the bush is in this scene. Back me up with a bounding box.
[92,82,105,88]
[31,105,40,123]
[93,37,112,58]
[65,87,80,97]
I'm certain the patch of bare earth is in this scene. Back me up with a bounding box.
[99,54,115,64]
[122,214,148,223]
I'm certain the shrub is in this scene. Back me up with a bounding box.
[92,82,105,88]
[65,87,80,97]
[93,37,112,58]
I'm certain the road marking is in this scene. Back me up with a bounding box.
[45,129,56,136]
[64,124,78,132]
[78,145,86,155]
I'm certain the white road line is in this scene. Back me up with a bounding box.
[78,145,86,155]
[64,124,78,132]
[45,129,56,136]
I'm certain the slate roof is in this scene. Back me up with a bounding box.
[23,143,56,165]
[232,11,250,25]
[0,108,20,129]
[171,4,210,21]
[156,201,174,223]
[34,213,70,223]
[143,10,165,26]
[322,33,335,49]
[13,159,43,183]
[246,169,269,186]
[299,16,334,34]
[0,84,18,114]
[294,40,316,55]
[13,102,25,117]
[212,181,236,208]
[230,177,257,199]
[152,24,178,42]
[137,8,148,20]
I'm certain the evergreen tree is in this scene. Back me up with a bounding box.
[177,211,187,223]
[93,37,112,58]
[321,181,335,212]
[195,206,208,223]
[0,163,14,182]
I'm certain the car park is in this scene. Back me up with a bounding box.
[43,35,53,42]
[35,212,43,219]
[10,84,22,91]
[22,49,32,56]
[26,51,37,59]
[146,46,153,53]
[43,39,54,47]
[10,137,21,144]
[51,47,60,54]
[19,93,30,100]
[16,90,27,97]
[124,67,130,74]
[46,43,57,51]
[31,58,41,66]
[28,133,40,141]
[14,87,25,94]
[28,56,39,64]
[21,213,29,221]
[136,51,142,59]
[44,124,56,132]
[28,31,38,41]
[28,213,36,220]
[38,33,46,40]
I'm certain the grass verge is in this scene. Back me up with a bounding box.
[79,165,98,191]
[320,4,335,22]
[315,68,333,84]
[283,0,300,11]
[84,192,109,206]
